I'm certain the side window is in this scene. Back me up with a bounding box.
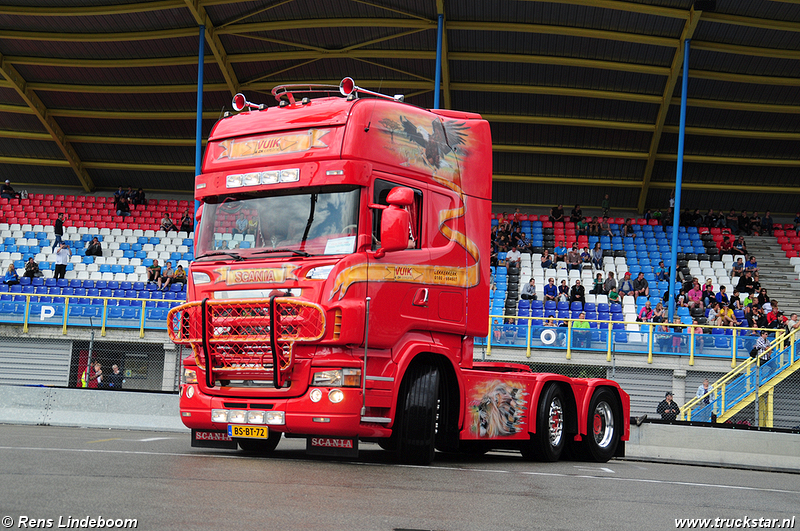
[372,179,422,250]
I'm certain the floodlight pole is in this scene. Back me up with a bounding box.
[194,25,205,225]
[433,14,443,109]
[667,39,690,320]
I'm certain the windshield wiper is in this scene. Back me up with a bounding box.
[195,251,245,261]
[252,248,311,257]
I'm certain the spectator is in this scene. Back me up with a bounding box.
[736,270,755,295]
[785,313,800,337]
[599,217,613,237]
[719,236,733,255]
[752,273,762,296]
[656,392,680,421]
[53,242,71,280]
[107,364,124,390]
[492,319,503,343]
[52,213,66,251]
[652,301,666,323]
[692,319,704,353]
[23,257,42,278]
[745,255,758,272]
[549,204,564,223]
[158,261,174,290]
[520,278,537,301]
[516,232,532,254]
[618,272,635,298]
[506,245,522,270]
[591,242,603,271]
[622,218,636,239]
[591,273,605,295]
[738,210,750,236]
[567,244,581,272]
[4,263,19,286]
[116,196,131,218]
[701,279,715,308]
[601,194,610,217]
[161,214,177,232]
[540,250,553,270]
[731,257,744,278]
[732,236,747,256]
[696,378,711,405]
[147,259,161,283]
[554,241,568,263]
[569,280,585,305]
[718,304,739,327]
[761,211,774,236]
[0,180,19,199]
[131,188,146,206]
[81,361,103,388]
[637,300,653,322]
[725,209,739,235]
[569,204,583,223]
[607,286,620,304]
[557,279,570,302]
[671,316,684,353]
[172,265,187,287]
[234,212,248,235]
[113,186,125,208]
[85,237,103,257]
[603,271,616,294]
[580,246,591,268]
[705,209,721,228]
[766,305,787,329]
[572,312,591,348]
[656,323,673,352]
[749,212,762,236]
[687,280,703,309]
[544,278,557,302]
[729,289,742,310]
[179,209,193,233]
[576,216,588,236]
[715,285,729,306]
[633,272,650,298]
[707,302,720,325]
[754,330,771,361]
[655,261,668,282]
[587,216,600,237]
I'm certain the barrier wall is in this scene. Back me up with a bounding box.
[0,385,186,432]
[1,385,798,472]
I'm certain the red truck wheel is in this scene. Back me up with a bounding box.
[395,363,441,466]
[523,384,566,462]
[583,388,620,462]
[237,431,282,454]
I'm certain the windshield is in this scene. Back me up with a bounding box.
[197,187,360,258]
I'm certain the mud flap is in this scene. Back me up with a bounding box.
[191,429,238,449]
[306,436,359,458]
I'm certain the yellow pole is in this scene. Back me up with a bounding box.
[689,326,695,366]
[525,316,532,358]
[731,328,737,367]
[647,322,654,364]
[62,296,70,335]
[606,320,612,362]
[22,294,31,333]
[566,319,572,360]
[486,315,493,357]
[140,300,146,339]
[101,298,108,337]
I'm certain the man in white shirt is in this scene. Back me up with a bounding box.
[53,242,71,280]
[505,246,521,270]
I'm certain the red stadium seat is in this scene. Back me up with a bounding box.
[636,218,646,225]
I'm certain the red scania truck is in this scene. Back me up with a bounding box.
[168,79,629,465]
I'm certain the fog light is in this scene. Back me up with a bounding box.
[185,386,194,398]
[247,410,266,424]
[265,411,285,425]
[228,410,246,423]
[328,389,344,403]
[211,409,228,423]
[309,388,323,402]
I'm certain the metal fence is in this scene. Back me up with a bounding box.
[0,331,184,392]
[476,315,800,430]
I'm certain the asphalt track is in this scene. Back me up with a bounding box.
[0,425,797,531]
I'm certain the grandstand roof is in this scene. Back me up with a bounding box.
[0,1,798,213]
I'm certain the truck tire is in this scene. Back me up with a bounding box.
[583,388,620,463]
[237,431,281,454]
[395,363,440,466]
[523,384,566,462]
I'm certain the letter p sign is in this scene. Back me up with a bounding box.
[40,305,55,320]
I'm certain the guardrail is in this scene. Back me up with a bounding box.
[479,314,778,367]
[681,328,800,426]
[0,292,180,337]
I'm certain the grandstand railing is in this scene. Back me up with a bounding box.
[479,315,776,367]
[0,292,181,338]
[680,328,800,427]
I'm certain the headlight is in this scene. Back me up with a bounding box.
[309,388,323,402]
[306,265,334,280]
[228,410,246,423]
[328,389,344,403]
[247,411,266,424]
[312,368,361,387]
[183,368,197,384]
[265,411,285,425]
[211,409,228,423]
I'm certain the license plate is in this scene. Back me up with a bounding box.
[227,425,269,439]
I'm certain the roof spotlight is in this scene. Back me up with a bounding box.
[339,77,355,97]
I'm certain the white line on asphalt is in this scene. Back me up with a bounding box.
[0,445,796,496]
[138,437,175,442]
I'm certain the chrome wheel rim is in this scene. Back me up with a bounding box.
[593,401,615,448]
[548,397,563,447]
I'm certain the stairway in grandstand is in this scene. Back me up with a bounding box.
[681,330,800,427]
[749,234,800,317]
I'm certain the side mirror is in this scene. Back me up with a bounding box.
[376,206,411,258]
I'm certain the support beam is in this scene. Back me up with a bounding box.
[182,0,239,96]
[0,55,94,192]
[436,0,451,109]
[637,7,701,214]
